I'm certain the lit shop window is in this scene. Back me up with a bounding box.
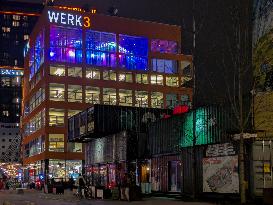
[119,89,132,106]
[152,59,177,74]
[151,92,163,108]
[119,34,148,70]
[50,65,65,76]
[166,93,178,109]
[49,83,65,101]
[166,76,179,87]
[49,26,82,63]
[86,86,100,104]
[49,134,64,152]
[49,109,65,126]
[68,66,82,78]
[151,39,178,54]
[103,88,116,105]
[119,72,132,83]
[68,110,81,118]
[86,68,100,79]
[136,73,148,84]
[135,91,148,107]
[150,74,163,85]
[68,85,82,103]
[86,30,116,67]
[103,70,116,81]
[67,142,82,152]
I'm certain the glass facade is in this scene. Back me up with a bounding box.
[135,91,148,107]
[103,70,116,81]
[49,134,64,152]
[86,68,100,79]
[86,86,100,104]
[68,85,82,102]
[30,30,44,79]
[151,74,163,85]
[50,65,65,76]
[119,34,148,70]
[151,39,178,54]
[119,89,132,106]
[49,83,65,101]
[49,108,65,126]
[103,88,116,105]
[151,92,163,108]
[152,59,177,74]
[86,30,116,67]
[49,26,82,63]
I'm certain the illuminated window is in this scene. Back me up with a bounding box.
[68,110,81,118]
[86,86,100,104]
[135,91,148,107]
[119,89,132,106]
[49,109,65,126]
[2,110,9,117]
[180,61,192,76]
[181,76,192,87]
[13,15,20,20]
[23,35,29,40]
[49,83,65,101]
[50,65,65,76]
[119,72,132,82]
[12,21,20,27]
[49,26,82,63]
[49,134,64,152]
[119,34,148,70]
[181,94,191,106]
[68,66,82,78]
[1,77,11,86]
[86,68,100,79]
[103,88,116,105]
[152,59,177,74]
[29,30,44,79]
[136,73,148,84]
[151,39,178,54]
[2,27,10,32]
[68,85,82,102]
[151,74,163,85]
[86,30,116,67]
[166,76,179,87]
[68,142,82,152]
[103,70,116,81]
[166,93,177,108]
[151,92,163,108]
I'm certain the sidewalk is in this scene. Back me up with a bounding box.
[0,189,215,205]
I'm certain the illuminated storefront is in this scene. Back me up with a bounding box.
[21,6,192,180]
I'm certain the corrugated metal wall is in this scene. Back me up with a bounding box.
[181,146,205,196]
[151,155,180,192]
[148,115,183,155]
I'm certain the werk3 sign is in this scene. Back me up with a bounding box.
[48,10,91,28]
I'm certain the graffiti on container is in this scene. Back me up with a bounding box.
[203,155,239,193]
[206,143,236,157]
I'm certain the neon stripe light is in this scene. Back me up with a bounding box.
[0,11,40,17]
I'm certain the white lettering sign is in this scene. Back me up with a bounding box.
[47,10,90,28]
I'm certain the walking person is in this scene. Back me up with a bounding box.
[75,174,86,199]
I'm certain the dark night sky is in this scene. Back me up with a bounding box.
[5,0,253,107]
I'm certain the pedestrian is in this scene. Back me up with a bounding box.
[68,177,74,191]
[76,174,86,198]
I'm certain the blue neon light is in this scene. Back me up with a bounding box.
[0,69,23,76]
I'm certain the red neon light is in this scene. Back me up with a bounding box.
[0,11,40,17]
[173,105,189,115]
